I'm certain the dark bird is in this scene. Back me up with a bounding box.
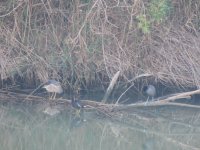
[71,87,84,117]
[143,85,156,103]
[71,98,83,109]
[71,97,84,117]
[43,79,63,99]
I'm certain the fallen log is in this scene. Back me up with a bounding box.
[1,88,200,113]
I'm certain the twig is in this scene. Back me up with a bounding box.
[116,73,153,104]
[25,83,45,100]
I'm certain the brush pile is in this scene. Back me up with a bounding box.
[0,0,200,89]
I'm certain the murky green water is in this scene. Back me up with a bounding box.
[0,103,200,150]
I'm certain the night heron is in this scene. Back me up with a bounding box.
[143,85,156,103]
[43,79,63,100]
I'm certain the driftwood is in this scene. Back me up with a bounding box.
[1,88,200,112]
[155,89,200,103]
[113,89,200,111]
[102,71,120,103]
[102,72,153,105]
[67,88,200,111]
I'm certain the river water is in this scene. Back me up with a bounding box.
[0,101,200,150]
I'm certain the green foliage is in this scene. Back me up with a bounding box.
[149,0,171,23]
[136,15,151,34]
[136,0,171,34]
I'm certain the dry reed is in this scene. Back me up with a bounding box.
[0,0,199,89]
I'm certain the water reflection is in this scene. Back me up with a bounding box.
[0,104,200,150]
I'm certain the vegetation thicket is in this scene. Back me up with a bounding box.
[0,0,200,90]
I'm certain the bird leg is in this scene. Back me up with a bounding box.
[51,92,55,100]
[50,93,53,100]
[48,93,52,100]
[145,96,149,105]
[152,97,154,101]
[53,92,57,100]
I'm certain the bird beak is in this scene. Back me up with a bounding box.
[42,85,47,89]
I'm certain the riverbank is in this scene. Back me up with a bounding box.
[0,0,200,92]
